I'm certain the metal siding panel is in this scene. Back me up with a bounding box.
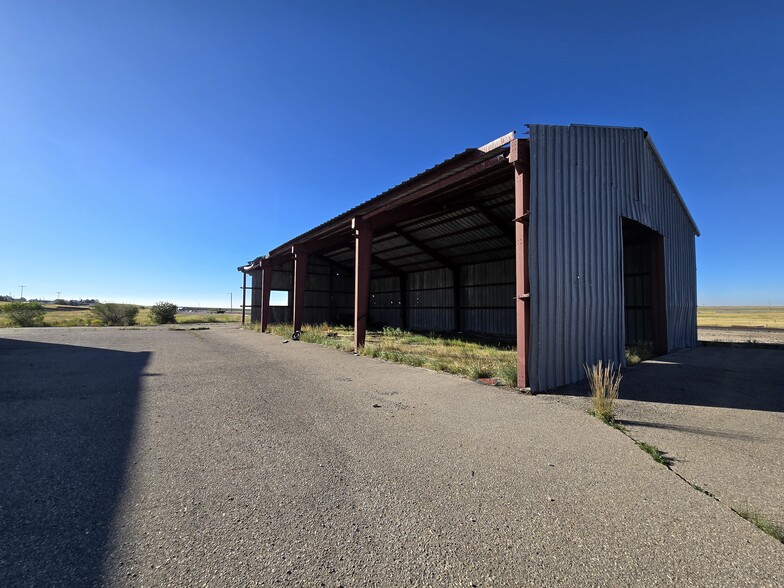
[528,125,697,391]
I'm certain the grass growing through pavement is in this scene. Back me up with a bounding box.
[635,441,673,466]
[258,322,519,386]
[584,361,622,423]
[735,505,784,544]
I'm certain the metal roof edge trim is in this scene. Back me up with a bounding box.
[526,123,701,237]
[643,134,701,237]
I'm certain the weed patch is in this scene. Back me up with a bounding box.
[636,441,673,466]
[585,361,622,423]
[735,505,784,543]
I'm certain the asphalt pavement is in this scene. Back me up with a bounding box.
[1,326,782,587]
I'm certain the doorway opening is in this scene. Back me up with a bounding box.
[622,218,667,359]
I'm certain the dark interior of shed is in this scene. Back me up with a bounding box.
[621,217,667,357]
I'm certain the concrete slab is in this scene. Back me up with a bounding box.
[1,327,782,586]
[550,345,784,530]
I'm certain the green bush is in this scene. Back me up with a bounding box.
[91,303,139,326]
[1,302,46,327]
[149,301,178,324]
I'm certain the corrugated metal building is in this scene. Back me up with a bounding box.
[239,124,699,391]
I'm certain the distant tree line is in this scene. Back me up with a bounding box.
[0,296,100,305]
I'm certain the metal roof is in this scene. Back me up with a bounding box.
[240,125,699,276]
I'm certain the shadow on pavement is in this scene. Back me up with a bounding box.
[0,338,149,586]
[553,346,784,413]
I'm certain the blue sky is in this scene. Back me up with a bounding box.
[1,1,782,307]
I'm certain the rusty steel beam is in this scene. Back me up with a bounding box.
[353,218,373,351]
[393,227,456,270]
[292,246,309,334]
[474,201,516,244]
[511,139,531,389]
[372,254,404,277]
[366,154,509,219]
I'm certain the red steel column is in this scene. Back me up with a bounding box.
[260,261,272,333]
[353,218,373,351]
[292,246,309,334]
[511,139,531,389]
[241,271,247,325]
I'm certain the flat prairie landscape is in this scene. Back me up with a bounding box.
[697,306,784,329]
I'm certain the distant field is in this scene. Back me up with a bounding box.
[697,306,784,329]
[2,302,782,330]
[0,302,241,327]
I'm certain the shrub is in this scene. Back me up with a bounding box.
[149,301,178,324]
[91,303,139,326]
[585,361,622,423]
[1,302,46,327]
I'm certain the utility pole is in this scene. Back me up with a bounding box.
[57,291,61,301]
[227,292,233,311]
[19,285,26,300]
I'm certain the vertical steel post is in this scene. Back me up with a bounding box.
[511,139,531,389]
[292,246,309,334]
[241,271,247,325]
[260,261,272,333]
[353,218,373,351]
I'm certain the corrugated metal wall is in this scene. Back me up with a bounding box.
[461,259,515,338]
[300,257,330,324]
[527,125,698,391]
[370,276,402,328]
[407,268,455,332]
[270,263,292,324]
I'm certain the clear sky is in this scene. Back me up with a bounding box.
[1,1,782,307]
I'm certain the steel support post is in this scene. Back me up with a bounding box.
[260,262,272,332]
[241,272,247,325]
[292,247,309,334]
[353,218,373,351]
[511,139,531,389]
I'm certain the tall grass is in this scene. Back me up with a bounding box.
[258,322,520,387]
[584,361,622,423]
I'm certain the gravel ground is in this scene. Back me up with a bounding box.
[550,345,784,532]
[1,326,782,587]
[699,326,784,345]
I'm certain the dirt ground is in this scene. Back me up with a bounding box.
[699,326,784,345]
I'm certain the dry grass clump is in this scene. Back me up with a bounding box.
[584,361,622,423]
